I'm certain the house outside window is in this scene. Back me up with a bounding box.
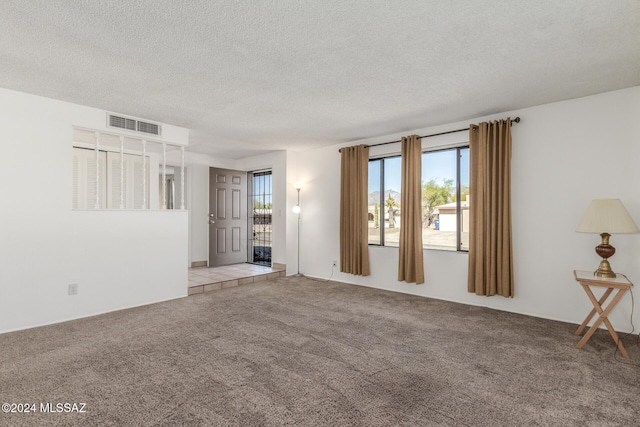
[368,146,469,251]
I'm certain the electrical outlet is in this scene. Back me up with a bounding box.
[332,260,337,267]
[68,284,78,295]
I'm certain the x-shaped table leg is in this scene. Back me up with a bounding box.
[575,283,629,359]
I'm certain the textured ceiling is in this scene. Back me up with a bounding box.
[1,1,638,159]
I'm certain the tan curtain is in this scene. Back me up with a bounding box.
[398,135,425,284]
[340,145,370,276]
[468,119,514,297]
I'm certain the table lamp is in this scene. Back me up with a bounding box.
[576,199,639,278]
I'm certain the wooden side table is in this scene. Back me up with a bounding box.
[573,270,632,359]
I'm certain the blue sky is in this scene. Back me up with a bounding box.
[368,148,469,194]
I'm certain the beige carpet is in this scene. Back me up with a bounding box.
[1,276,639,426]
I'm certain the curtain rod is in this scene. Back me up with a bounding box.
[338,117,520,152]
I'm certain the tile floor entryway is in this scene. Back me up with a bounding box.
[188,263,286,295]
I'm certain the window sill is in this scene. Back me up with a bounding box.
[368,244,468,254]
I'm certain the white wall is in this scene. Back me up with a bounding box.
[292,86,640,333]
[0,88,189,334]
[187,164,210,265]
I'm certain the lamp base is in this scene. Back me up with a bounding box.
[594,259,616,278]
[594,233,616,278]
[293,273,304,278]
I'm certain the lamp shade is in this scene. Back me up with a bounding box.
[576,199,640,234]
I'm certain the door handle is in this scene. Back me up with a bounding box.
[209,219,215,224]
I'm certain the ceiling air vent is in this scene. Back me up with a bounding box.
[107,114,162,136]
[137,120,160,135]
[108,114,136,131]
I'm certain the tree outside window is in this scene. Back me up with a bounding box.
[367,147,469,251]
